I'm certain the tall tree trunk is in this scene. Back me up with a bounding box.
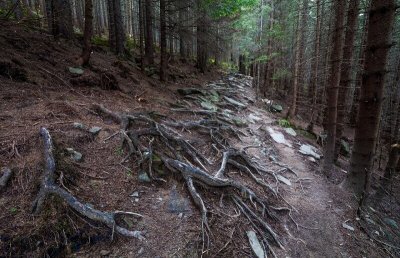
[196,0,208,73]
[107,0,116,52]
[107,0,125,55]
[113,0,125,55]
[334,0,360,160]
[46,0,74,39]
[323,0,346,173]
[307,0,321,132]
[159,0,167,81]
[139,0,145,70]
[144,0,154,65]
[78,0,93,66]
[286,1,303,119]
[347,0,396,196]
[349,12,369,126]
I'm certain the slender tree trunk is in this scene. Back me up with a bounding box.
[144,0,154,65]
[334,0,360,160]
[323,0,346,173]
[307,0,321,132]
[349,13,369,126]
[160,0,167,81]
[196,0,208,73]
[347,0,396,196]
[287,2,303,119]
[107,0,116,52]
[78,0,93,66]
[139,0,145,70]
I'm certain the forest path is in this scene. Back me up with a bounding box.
[182,74,353,257]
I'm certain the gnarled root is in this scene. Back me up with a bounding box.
[32,127,144,239]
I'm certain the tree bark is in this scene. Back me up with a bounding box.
[46,0,74,39]
[334,0,360,161]
[196,0,208,73]
[160,0,167,81]
[347,0,396,196]
[144,0,154,65]
[286,1,303,119]
[323,0,346,173]
[78,0,93,66]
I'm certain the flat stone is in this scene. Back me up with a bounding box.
[248,114,262,124]
[73,122,85,129]
[223,96,246,108]
[246,231,264,258]
[383,218,399,229]
[100,250,111,256]
[68,67,84,75]
[284,127,297,137]
[66,148,83,162]
[200,101,217,111]
[299,144,322,160]
[267,127,292,147]
[89,126,102,135]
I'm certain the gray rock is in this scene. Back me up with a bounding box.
[138,247,144,255]
[130,191,139,197]
[68,67,84,75]
[248,114,262,124]
[138,171,151,183]
[223,96,246,108]
[299,144,322,160]
[89,126,102,135]
[200,101,217,111]
[267,127,292,147]
[383,218,399,229]
[66,148,83,162]
[73,122,85,129]
[284,127,297,137]
[100,250,111,256]
[246,231,264,258]
[270,104,283,112]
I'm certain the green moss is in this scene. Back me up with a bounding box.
[278,119,291,128]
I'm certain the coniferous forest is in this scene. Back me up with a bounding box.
[0,0,399,257]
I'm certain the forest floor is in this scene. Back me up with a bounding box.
[1,23,399,257]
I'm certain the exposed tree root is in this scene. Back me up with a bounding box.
[94,104,293,253]
[32,127,144,240]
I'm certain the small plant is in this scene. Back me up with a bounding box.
[10,207,18,214]
[92,35,109,47]
[115,146,124,156]
[278,119,291,128]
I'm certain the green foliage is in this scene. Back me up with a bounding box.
[278,119,291,128]
[92,35,109,47]
[126,38,137,50]
[203,0,258,18]
[219,61,237,72]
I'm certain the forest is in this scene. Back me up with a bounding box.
[0,0,399,257]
